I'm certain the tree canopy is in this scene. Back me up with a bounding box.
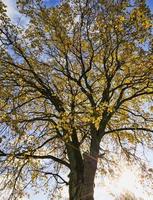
[0,0,153,199]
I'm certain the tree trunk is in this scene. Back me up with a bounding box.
[69,152,98,200]
[68,126,101,200]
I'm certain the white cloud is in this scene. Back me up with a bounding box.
[2,0,29,27]
[2,0,18,18]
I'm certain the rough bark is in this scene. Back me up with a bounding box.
[67,122,104,200]
[68,134,100,200]
[69,153,98,200]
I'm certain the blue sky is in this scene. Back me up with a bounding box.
[148,0,153,11]
[44,0,60,7]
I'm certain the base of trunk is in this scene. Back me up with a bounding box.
[69,182,94,200]
[69,153,97,200]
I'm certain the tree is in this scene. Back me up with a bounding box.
[0,0,153,199]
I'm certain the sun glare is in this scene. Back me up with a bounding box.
[116,168,138,192]
[100,162,153,200]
